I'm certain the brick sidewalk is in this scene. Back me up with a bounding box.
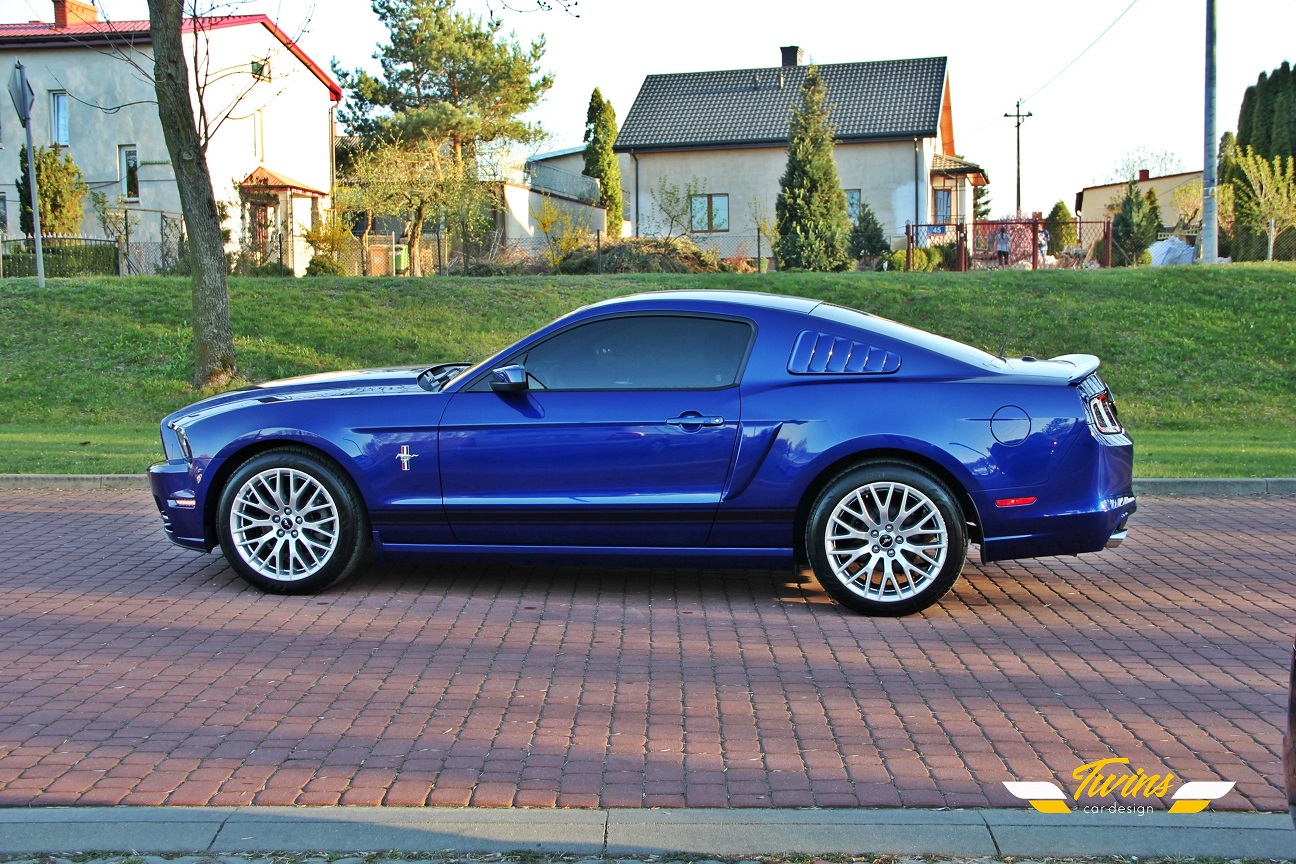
[0,491,1290,811]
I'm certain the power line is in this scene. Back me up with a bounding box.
[1023,0,1140,104]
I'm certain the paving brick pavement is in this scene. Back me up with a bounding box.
[0,490,1291,812]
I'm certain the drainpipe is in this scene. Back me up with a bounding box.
[913,138,921,228]
[631,149,640,237]
[328,104,337,203]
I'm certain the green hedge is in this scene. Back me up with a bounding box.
[2,242,119,277]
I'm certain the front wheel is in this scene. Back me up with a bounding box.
[217,448,369,594]
[806,463,967,616]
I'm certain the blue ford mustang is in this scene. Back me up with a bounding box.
[149,290,1135,616]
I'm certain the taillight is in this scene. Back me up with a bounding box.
[1088,391,1122,434]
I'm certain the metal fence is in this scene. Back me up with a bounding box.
[905,220,1115,271]
[1227,221,1296,262]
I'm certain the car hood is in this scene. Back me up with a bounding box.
[164,366,428,427]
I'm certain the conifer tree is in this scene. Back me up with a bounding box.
[15,145,89,237]
[1111,179,1160,266]
[582,88,623,238]
[775,66,850,271]
[334,0,553,158]
[1043,200,1077,255]
[846,199,887,259]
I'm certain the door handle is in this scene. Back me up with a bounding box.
[667,414,725,427]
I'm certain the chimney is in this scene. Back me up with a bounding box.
[780,46,805,67]
[53,0,98,27]
[1137,168,1150,182]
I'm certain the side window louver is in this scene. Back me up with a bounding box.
[788,330,901,375]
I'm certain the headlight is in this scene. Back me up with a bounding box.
[165,422,194,462]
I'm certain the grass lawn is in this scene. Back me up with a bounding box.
[0,266,1292,477]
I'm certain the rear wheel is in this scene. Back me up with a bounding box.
[806,462,967,616]
[217,448,368,594]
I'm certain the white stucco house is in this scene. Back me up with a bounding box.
[612,47,987,254]
[0,0,340,274]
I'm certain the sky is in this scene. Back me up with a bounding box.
[16,0,1296,218]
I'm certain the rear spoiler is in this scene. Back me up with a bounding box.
[1049,353,1101,384]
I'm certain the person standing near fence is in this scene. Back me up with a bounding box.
[1037,226,1050,264]
[995,226,1011,266]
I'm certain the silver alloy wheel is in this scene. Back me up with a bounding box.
[228,467,340,582]
[824,480,949,603]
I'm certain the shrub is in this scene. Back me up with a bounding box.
[305,255,344,277]
[558,236,728,274]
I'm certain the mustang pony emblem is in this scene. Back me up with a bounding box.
[396,445,419,471]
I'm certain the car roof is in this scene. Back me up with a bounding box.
[582,290,823,315]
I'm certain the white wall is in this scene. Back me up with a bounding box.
[624,139,934,247]
[0,19,335,252]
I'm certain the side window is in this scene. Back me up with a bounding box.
[515,315,751,391]
[120,146,139,201]
[51,91,69,147]
[689,194,729,233]
[844,189,861,222]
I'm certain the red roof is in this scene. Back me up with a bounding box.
[0,14,341,101]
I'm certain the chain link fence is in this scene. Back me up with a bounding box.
[1226,221,1296,262]
[899,220,1115,271]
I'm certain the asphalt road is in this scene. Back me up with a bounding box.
[0,490,1291,812]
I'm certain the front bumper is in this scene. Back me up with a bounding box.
[148,458,210,551]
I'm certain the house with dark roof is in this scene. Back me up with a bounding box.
[0,0,341,274]
[613,47,987,252]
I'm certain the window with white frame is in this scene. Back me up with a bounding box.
[689,193,729,233]
[51,92,69,146]
[120,146,140,201]
[0,192,7,234]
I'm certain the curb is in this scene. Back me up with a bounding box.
[1133,477,1296,495]
[1,475,1294,495]
[0,474,149,491]
[0,806,1290,858]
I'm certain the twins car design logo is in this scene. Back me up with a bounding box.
[1003,757,1235,814]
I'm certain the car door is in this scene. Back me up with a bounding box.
[439,313,753,547]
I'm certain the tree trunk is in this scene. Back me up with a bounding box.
[407,204,426,277]
[148,0,236,389]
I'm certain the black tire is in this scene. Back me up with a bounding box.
[805,462,967,616]
[216,447,369,594]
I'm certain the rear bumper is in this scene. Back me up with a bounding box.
[979,497,1135,562]
[977,424,1135,563]
[148,459,210,551]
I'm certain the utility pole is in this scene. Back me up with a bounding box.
[1004,99,1032,216]
[1200,0,1218,263]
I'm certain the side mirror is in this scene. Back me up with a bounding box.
[489,364,529,393]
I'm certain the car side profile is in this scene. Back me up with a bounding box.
[149,290,1136,616]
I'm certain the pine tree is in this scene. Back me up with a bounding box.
[15,145,89,237]
[582,88,623,238]
[1111,179,1160,266]
[1043,200,1077,256]
[775,66,851,271]
[846,199,887,259]
[334,0,553,157]
[973,184,992,221]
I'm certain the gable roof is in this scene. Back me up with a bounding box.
[615,56,947,153]
[0,14,341,101]
[931,153,989,185]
